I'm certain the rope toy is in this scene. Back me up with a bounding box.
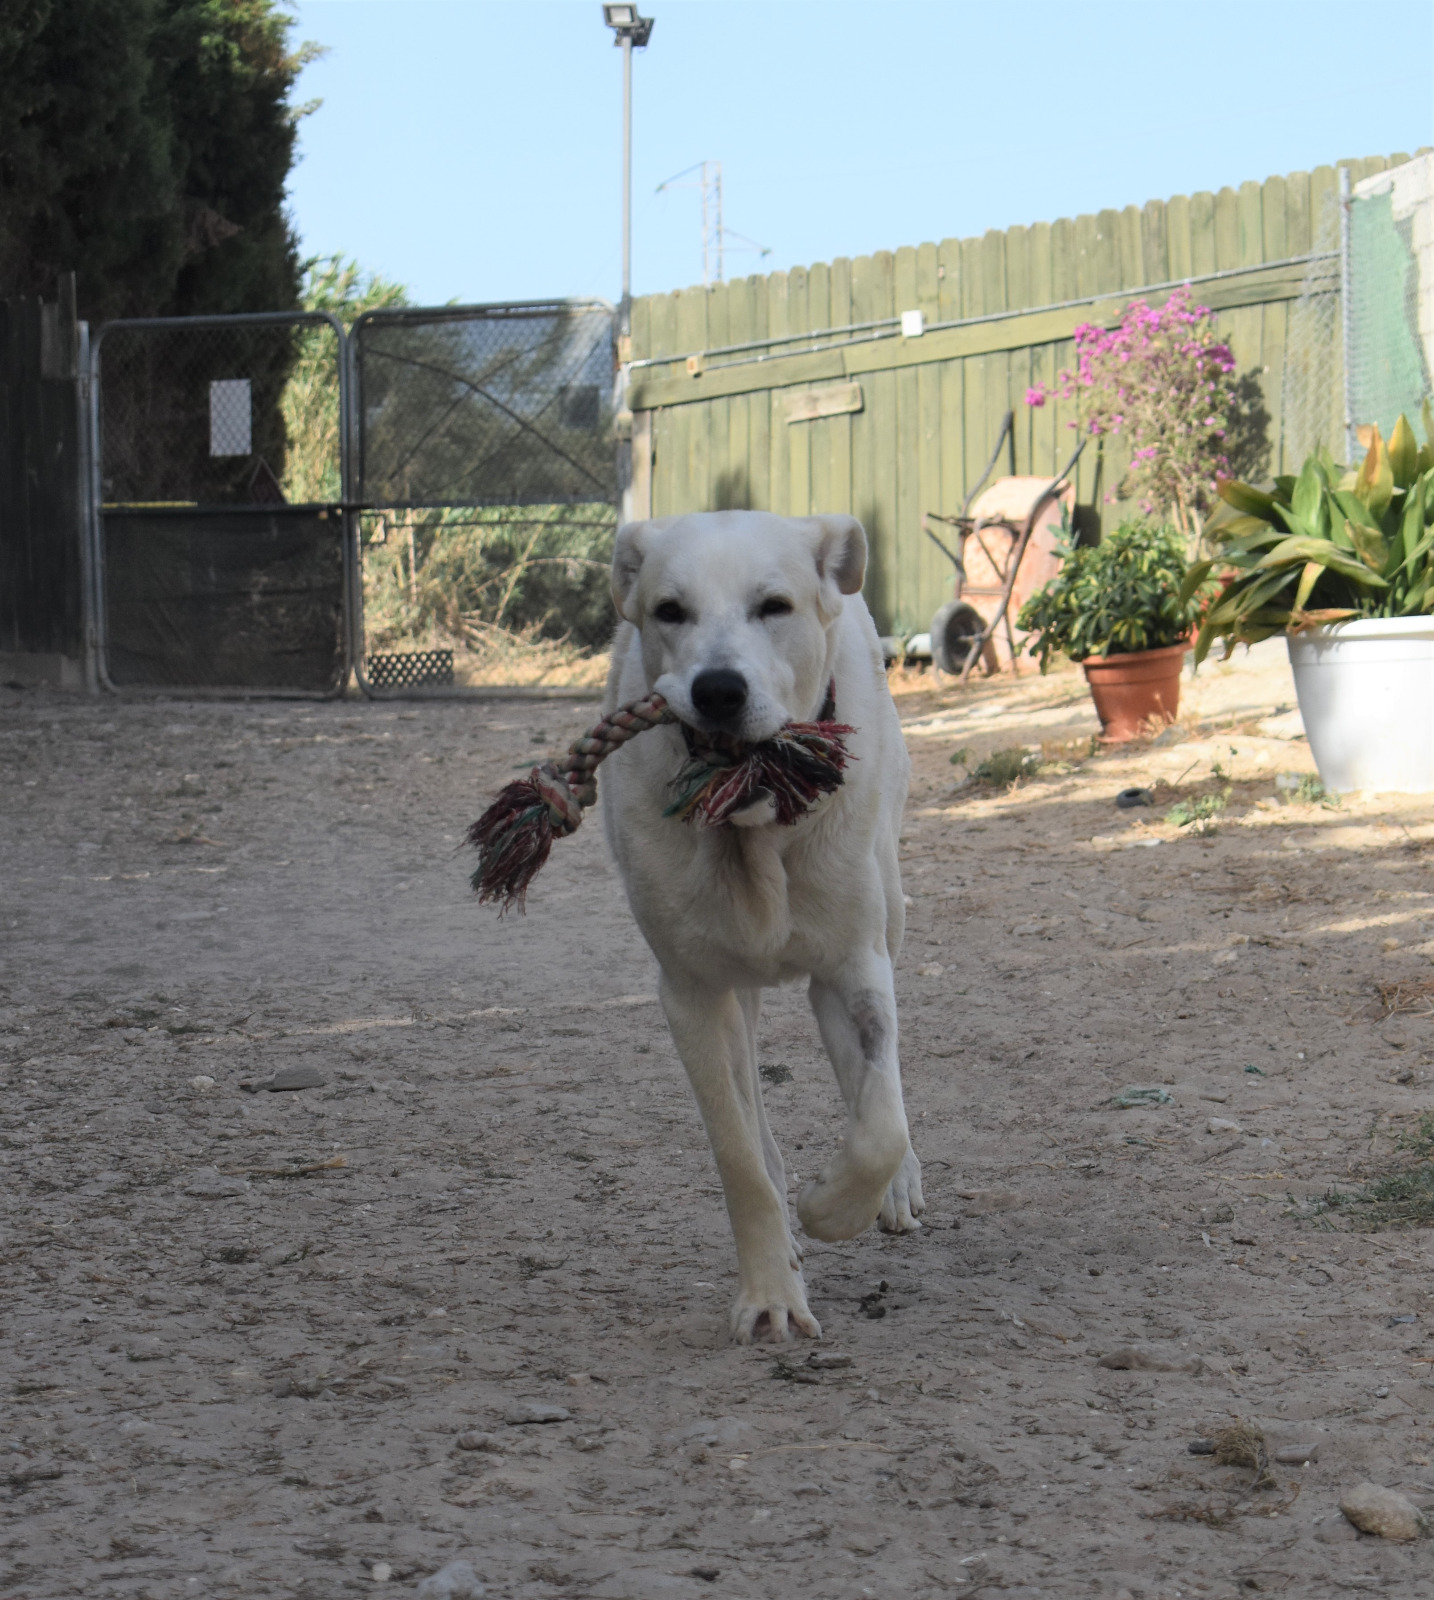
[467,689,853,911]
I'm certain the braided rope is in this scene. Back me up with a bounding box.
[557,690,673,811]
[467,686,850,911]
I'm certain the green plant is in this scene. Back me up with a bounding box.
[1017,518,1205,669]
[1187,407,1434,662]
[1166,791,1227,829]
[971,747,1040,785]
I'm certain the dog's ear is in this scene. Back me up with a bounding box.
[806,515,867,596]
[611,520,649,621]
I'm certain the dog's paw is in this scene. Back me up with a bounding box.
[730,1273,822,1345]
[796,1145,900,1243]
[878,1145,925,1233]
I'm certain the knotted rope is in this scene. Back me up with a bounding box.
[467,688,853,911]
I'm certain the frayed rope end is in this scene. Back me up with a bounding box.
[466,767,575,912]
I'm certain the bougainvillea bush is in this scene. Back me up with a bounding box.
[1026,287,1240,538]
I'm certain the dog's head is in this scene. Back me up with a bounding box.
[611,511,866,741]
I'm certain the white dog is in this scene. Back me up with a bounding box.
[601,510,924,1343]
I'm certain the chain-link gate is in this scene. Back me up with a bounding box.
[350,300,618,695]
[91,312,351,694]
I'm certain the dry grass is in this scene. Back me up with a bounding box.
[1377,977,1434,1017]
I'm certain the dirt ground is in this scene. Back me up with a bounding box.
[3,648,1433,1600]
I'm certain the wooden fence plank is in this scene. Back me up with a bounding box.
[1190,191,1216,276]
[1117,204,1143,286]
[1167,193,1192,281]
[786,267,812,513]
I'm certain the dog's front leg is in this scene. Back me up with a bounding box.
[799,956,923,1241]
[660,975,820,1344]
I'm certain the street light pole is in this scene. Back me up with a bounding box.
[621,29,632,330]
[602,5,653,345]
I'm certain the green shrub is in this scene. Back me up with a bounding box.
[1017,518,1203,670]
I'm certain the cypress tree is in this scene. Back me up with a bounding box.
[0,0,314,324]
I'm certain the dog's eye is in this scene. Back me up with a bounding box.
[653,599,687,625]
[758,597,793,618]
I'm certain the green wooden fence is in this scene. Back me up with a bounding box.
[628,152,1414,637]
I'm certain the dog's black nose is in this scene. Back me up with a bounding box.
[691,668,748,723]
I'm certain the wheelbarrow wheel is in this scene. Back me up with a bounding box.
[929,600,988,674]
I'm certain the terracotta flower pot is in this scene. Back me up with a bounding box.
[1081,641,1188,743]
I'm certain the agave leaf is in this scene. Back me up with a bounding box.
[1326,504,1356,553]
[1270,502,1317,541]
[1210,512,1281,541]
[1217,477,1278,521]
[1272,476,1297,505]
[1293,560,1325,612]
[1254,535,1382,586]
[1205,567,1300,627]
[1332,487,1380,530]
[1290,607,1358,631]
[1423,396,1434,449]
[1355,426,1394,517]
[1389,414,1419,489]
[1419,444,1434,477]
[1177,559,1215,607]
[1400,476,1428,564]
[1347,519,1390,574]
[1291,458,1327,529]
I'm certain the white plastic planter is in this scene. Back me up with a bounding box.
[1286,616,1434,793]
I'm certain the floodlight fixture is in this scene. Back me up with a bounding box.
[603,4,653,46]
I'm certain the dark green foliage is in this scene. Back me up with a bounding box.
[0,0,313,323]
[1017,518,1203,668]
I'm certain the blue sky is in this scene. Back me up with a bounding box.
[288,0,1434,307]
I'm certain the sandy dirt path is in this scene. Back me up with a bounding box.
[2,653,1432,1600]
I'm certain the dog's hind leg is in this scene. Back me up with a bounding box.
[798,952,923,1241]
[661,975,820,1344]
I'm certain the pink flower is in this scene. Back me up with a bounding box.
[1024,386,1047,408]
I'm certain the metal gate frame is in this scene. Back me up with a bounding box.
[87,300,621,699]
[346,298,618,701]
[89,310,355,698]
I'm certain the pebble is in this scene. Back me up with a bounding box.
[915,962,944,977]
[1339,1481,1427,1541]
[455,1431,501,1452]
[272,1373,326,1399]
[1207,1117,1242,1134]
[240,1063,326,1093]
[414,1559,484,1598]
[126,1336,166,1362]
[806,1352,853,1370]
[1274,1443,1320,1465]
[370,1562,393,1582]
[189,1075,218,1094]
[503,1401,570,1425]
[1097,1346,1204,1374]
[183,1166,249,1198]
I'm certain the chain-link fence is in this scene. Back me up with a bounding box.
[351,302,619,692]
[93,313,349,693]
[1280,195,1343,471]
[1346,154,1434,446]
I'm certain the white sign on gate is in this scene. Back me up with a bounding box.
[209,378,252,457]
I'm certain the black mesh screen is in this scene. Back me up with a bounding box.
[102,510,345,691]
[97,318,343,508]
[354,302,616,508]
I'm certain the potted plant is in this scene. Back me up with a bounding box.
[1017,518,1204,741]
[1186,409,1434,793]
